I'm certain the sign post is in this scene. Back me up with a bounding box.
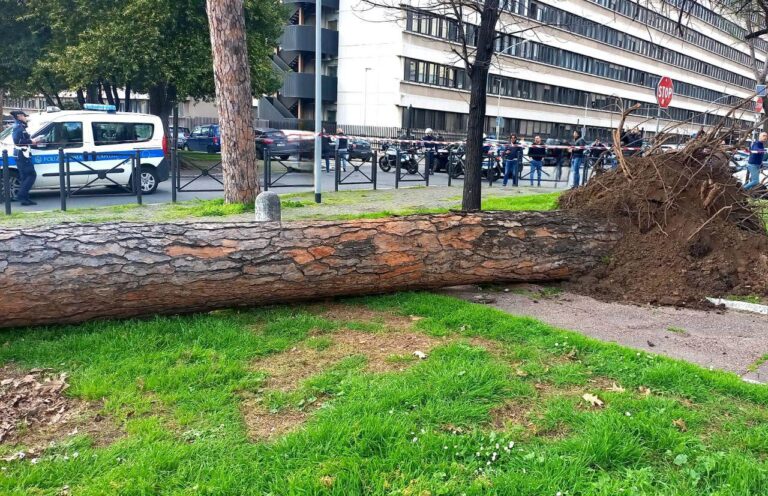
[655,76,673,139]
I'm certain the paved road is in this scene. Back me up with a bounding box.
[443,284,768,384]
[16,161,569,213]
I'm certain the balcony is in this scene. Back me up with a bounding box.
[280,72,337,102]
[283,0,340,9]
[279,25,338,56]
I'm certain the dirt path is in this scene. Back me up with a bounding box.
[441,284,768,384]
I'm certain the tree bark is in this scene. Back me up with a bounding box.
[461,0,500,212]
[124,83,131,113]
[148,82,177,146]
[0,211,619,329]
[206,0,261,204]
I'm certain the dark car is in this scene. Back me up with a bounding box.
[254,128,298,160]
[186,124,220,153]
[543,138,567,167]
[348,138,372,161]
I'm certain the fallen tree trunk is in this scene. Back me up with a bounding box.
[0,211,620,328]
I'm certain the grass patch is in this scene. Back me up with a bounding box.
[747,354,768,372]
[667,326,688,334]
[481,192,561,211]
[726,295,765,305]
[1,293,768,494]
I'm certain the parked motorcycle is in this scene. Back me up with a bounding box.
[448,144,466,179]
[482,151,504,182]
[378,142,419,174]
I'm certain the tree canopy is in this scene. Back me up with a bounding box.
[0,0,285,119]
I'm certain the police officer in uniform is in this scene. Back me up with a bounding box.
[11,110,43,206]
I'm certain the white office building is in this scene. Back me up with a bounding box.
[268,0,765,140]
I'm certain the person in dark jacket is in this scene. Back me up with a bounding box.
[528,135,546,187]
[744,132,767,190]
[569,130,587,188]
[321,128,332,172]
[336,128,348,172]
[11,110,42,206]
[502,133,523,187]
[422,128,437,174]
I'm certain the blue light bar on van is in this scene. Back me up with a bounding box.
[83,104,116,112]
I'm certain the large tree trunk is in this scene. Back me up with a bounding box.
[148,82,177,149]
[206,0,260,204]
[461,0,500,212]
[0,212,619,329]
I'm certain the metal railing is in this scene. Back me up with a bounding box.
[334,152,377,191]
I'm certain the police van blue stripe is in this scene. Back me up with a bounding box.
[6,149,165,167]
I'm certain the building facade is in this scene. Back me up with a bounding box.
[283,0,764,140]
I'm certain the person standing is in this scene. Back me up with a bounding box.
[528,135,546,187]
[744,132,767,191]
[422,128,436,174]
[336,128,348,172]
[11,110,42,206]
[569,130,587,188]
[321,128,332,172]
[502,133,522,187]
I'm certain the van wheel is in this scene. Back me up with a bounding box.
[131,166,159,195]
[0,171,20,201]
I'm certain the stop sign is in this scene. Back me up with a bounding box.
[757,97,764,113]
[656,76,673,109]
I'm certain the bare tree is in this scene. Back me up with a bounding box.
[206,0,261,204]
[361,0,556,211]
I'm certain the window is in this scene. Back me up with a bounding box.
[92,122,154,146]
[34,122,83,149]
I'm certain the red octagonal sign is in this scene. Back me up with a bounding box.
[656,76,673,109]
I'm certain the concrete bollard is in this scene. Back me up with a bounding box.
[255,191,281,222]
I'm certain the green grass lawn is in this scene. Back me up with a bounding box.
[0,191,560,227]
[1,293,768,495]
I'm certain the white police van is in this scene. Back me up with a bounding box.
[0,105,169,196]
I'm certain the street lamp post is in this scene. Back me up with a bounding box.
[491,39,530,140]
[313,0,322,204]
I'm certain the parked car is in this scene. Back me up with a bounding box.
[0,104,169,195]
[185,124,220,153]
[254,128,296,160]
[348,138,373,161]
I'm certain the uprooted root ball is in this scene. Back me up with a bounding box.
[561,149,768,306]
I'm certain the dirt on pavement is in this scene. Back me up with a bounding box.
[442,284,768,383]
[561,147,768,307]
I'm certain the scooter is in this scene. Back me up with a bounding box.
[482,151,504,182]
[378,142,419,174]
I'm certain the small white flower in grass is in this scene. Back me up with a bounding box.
[556,492,563,496]
[412,437,418,443]
[487,461,492,466]
[476,452,480,457]
[444,446,448,450]
[72,452,79,459]
[625,411,632,417]
[1,467,6,471]
[508,441,515,449]
[496,443,500,449]
[30,458,39,465]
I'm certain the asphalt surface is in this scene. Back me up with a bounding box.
[14,160,570,213]
[442,284,768,384]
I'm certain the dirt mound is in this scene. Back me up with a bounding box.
[561,148,768,306]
